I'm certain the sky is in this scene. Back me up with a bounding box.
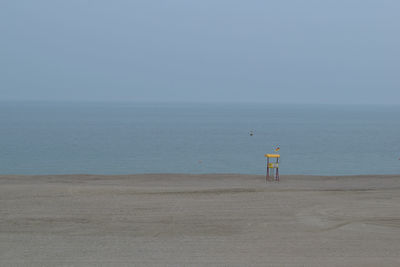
[0,0,399,104]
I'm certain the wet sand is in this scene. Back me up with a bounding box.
[1,174,400,266]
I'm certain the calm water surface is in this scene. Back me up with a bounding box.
[1,102,399,175]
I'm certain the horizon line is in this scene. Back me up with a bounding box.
[1,99,400,106]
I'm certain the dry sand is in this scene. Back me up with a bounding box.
[1,174,399,266]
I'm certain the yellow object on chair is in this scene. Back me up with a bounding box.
[265,154,280,158]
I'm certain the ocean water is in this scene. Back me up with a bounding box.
[1,101,399,175]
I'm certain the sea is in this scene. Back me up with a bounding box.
[1,101,399,176]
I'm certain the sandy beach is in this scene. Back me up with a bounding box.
[1,174,399,266]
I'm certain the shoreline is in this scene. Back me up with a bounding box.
[2,173,400,178]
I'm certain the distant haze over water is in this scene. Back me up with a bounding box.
[1,101,399,175]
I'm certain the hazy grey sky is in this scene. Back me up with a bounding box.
[1,0,399,104]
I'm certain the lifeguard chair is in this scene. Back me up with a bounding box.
[265,154,280,182]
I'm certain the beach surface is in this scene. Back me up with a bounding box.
[1,174,400,266]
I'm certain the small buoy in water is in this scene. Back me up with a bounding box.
[249,129,254,136]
